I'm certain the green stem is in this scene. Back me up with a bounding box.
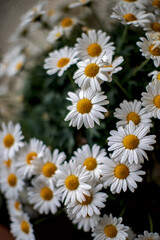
[119,207,126,217]
[33,208,64,225]
[148,213,153,232]
[131,59,150,77]
[90,7,106,31]
[114,78,131,99]
[67,70,75,89]
[116,25,128,54]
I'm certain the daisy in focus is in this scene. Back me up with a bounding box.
[67,183,107,218]
[108,121,156,164]
[75,29,115,60]
[92,213,129,240]
[72,144,107,180]
[0,121,24,159]
[111,4,151,27]
[28,178,61,214]
[56,160,91,205]
[135,230,160,240]
[114,99,152,128]
[73,58,113,91]
[141,81,160,119]
[100,156,145,193]
[10,213,35,240]
[16,138,46,179]
[64,88,109,129]
[46,26,63,44]
[44,46,78,76]
[32,147,66,184]
[148,70,160,83]
[137,33,160,67]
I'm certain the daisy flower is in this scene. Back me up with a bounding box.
[64,88,109,129]
[42,8,61,25]
[137,33,160,67]
[16,138,46,179]
[56,160,91,205]
[108,121,156,164]
[44,46,78,76]
[111,4,151,27]
[73,57,113,91]
[143,13,160,33]
[135,231,160,240]
[118,0,149,9]
[141,81,160,119]
[72,144,107,180]
[148,0,160,14]
[100,156,145,193]
[69,0,94,8]
[114,99,152,128]
[7,199,23,217]
[148,70,160,83]
[7,54,26,77]
[92,213,129,240]
[59,17,79,36]
[0,121,24,159]
[10,213,35,240]
[67,183,107,218]
[0,167,24,199]
[75,29,115,60]
[28,178,61,214]
[32,147,66,184]
[1,157,14,170]
[67,210,100,232]
[46,26,63,44]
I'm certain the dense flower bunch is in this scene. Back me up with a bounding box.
[0,0,160,239]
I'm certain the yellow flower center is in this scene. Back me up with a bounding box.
[65,175,79,190]
[14,201,20,210]
[40,187,53,200]
[15,62,23,71]
[127,112,140,125]
[81,194,92,205]
[26,152,37,165]
[123,13,137,22]
[85,63,99,77]
[151,22,160,32]
[149,45,160,56]
[57,58,70,68]
[3,159,12,168]
[60,18,73,27]
[77,98,92,114]
[123,135,139,149]
[114,164,129,179]
[87,43,102,57]
[42,162,57,177]
[104,224,118,238]
[20,221,30,234]
[157,73,160,80]
[83,157,97,170]
[154,95,160,108]
[7,174,17,187]
[55,32,61,38]
[3,134,15,148]
[81,0,87,3]
[152,0,160,8]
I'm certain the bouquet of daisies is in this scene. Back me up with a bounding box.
[0,0,160,239]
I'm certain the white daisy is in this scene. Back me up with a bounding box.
[7,199,23,217]
[75,29,115,60]
[0,167,24,199]
[111,4,151,27]
[59,17,79,36]
[137,33,160,67]
[143,13,160,33]
[0,121,24,159]
[1,157,14,170]
[108,121,156,164]
[135,230,160,240]
[100,156,145,193]
[64,88,109,129]
[117,0,149,9]
[114,99,152,128]
[148,0,160,14]
[16,138,46,179]
[72,144,107,180]
[6,54,26,77]
[56,160,91,205]
[10,213,35,240]
[42,7,61,25]
[73,57,113,91]
[32,147,66,184]
[44,46,78,76]
[46,26,63,44]
[28,178,61,214]
[126,227,136,240]
[141,81,160,119]
[148,70,160,83]
[69,0,95,8]
[67,210,100,232]
[67,183,107,218]
[92,213,129,240]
